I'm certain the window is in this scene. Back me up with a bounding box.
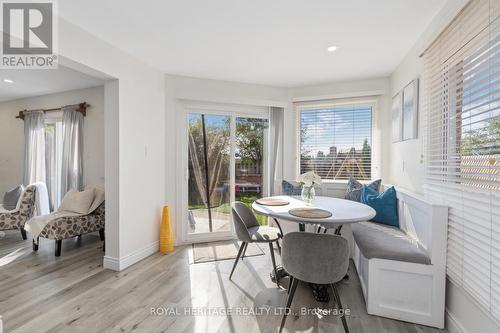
[44,116,63,210]
[298,103,373,181]
[423,0,500,320]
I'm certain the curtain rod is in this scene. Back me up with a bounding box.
[15,102,90,120]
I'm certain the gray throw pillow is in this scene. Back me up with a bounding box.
[3,185,24,210]
[345,178,381,202]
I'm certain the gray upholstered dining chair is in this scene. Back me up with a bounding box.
[230,202,282,287]
[280,232,350,333]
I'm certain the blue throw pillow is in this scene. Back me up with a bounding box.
[360,185,399,228]
[281,180,302,195]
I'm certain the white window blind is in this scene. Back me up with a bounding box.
[422,0,500,320]
[298,102,372,181]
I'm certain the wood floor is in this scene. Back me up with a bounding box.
[0,230,447,333]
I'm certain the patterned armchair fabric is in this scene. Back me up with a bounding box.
[38,203,105,240]
[0,185,37,231]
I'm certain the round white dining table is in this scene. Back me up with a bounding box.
[252,195,375,302]
[252,195,376,230]
[252,195,376,302]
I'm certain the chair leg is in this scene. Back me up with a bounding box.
[32,238,39,251]
[273,218,284,238]
[241,242,248,260]
[20,227,27,240]
[55,240,62,257]
[269,242,279,287]
[288,276,294,294]
[275,240,281,256]
[331,283,350,333]
[279,277,298,333]
[229,242,246,280]
[99,228,105,241]
[334,225,343,235]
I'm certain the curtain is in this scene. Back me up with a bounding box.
[23,110,46,186]
[269,107,284,195]
[61,106,84,195]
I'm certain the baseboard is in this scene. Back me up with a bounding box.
[102,255,120,271]
[103,241,159,271]
[446,308,468,333]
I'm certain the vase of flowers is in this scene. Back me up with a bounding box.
[297,171,322,205]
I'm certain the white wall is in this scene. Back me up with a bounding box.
[386,44,426,194]
[0,86,105,196]
[0,106,23,196]
[386,0,500,332]
[289,78,388,102]
[57,18,166,270]
[165,75,288,106]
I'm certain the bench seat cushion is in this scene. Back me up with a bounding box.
[351,221,431,265]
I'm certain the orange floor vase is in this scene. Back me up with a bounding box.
[160,206,174,254]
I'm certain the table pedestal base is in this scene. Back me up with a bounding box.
[270,266,331,302]
[310,284,330,303]
[270,265,288,283]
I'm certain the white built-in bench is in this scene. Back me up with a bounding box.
[351,186,448,328]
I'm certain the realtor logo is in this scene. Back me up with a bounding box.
[1,0,58,68]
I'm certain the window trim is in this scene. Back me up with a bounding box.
[294,97,379,183]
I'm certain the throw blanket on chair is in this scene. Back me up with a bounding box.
[25,187,105,243]
[33,182,50,216]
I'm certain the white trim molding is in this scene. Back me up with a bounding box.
[291,90,385,103]
[103,241,159,271]
[446,309,468,333]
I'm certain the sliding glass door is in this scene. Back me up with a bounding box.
[187,114,232,235]
[184,109,269,242]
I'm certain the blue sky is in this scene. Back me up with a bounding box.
[300,106,372,156]
[189,113,229,127]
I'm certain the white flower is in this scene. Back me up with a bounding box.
[297,171,322,187]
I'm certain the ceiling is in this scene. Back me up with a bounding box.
[0,66,104,102]
[59,0,446,87]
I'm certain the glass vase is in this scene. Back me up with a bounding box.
[301,186,315,205]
